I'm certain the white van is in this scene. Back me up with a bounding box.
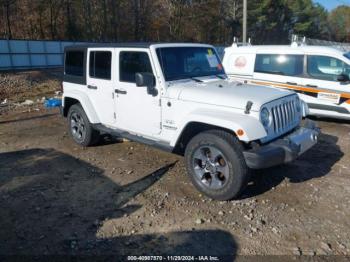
[222,43,350,120]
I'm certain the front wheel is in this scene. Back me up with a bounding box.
[184,130,250,200]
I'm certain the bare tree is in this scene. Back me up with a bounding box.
[2,0,16,39]
[110,0,120,41]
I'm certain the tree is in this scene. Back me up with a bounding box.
[0,0,344,45]
[65,0,80,40]
[248,0,292,44]
[1,0,16,39]
[329,5,350,42]
[287,0,329,40]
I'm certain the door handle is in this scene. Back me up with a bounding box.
[115,89,127,95]
[87,85,98,90]
[306,84,318,88]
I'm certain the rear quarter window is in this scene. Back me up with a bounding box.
[65,51,84,76]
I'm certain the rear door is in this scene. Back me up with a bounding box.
[113,48,161,136]
[86,48,116,126]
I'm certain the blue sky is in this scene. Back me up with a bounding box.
[314,0,350,10]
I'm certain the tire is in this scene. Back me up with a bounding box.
[67,104,100,147]
[184,129,250,200]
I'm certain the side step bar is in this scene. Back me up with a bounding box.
[92,124,173,153]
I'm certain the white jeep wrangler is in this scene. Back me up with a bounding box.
[61,43,319,200]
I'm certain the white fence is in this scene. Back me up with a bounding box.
[0,39,89,71]
[305,37,350,52]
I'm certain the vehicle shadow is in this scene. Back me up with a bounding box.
[0,112,58,124]
[240,133,344,199]
[307,115,350,125]
[0,149,237,258]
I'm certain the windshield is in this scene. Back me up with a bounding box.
[156,47,225,81]
[344,52,350,60]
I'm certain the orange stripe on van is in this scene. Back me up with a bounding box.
[346,99,350,104]
[251,80,350,100]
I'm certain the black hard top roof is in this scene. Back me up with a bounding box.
[65,42,154,50]
[64,42,209,51]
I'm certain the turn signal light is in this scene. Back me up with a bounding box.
[237,129,244,136]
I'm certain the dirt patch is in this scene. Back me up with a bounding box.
[0,70,62,103]
[0,107,349,257]
[0,71,350,256]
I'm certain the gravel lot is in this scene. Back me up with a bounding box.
[0,71,350,258]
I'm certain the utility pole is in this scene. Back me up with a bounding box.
[243,0,247,43]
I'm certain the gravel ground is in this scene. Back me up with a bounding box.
[0,71,350,258]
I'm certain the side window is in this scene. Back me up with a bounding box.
[119,52,153,83]
[307,55,349,81]
[254,54,304,76]
[65,51,84,76]
[89,51,112,80]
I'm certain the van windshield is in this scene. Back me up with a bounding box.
[156,47,225,81]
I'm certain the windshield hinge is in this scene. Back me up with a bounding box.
[159,99,162,107]
[245,101,253,114]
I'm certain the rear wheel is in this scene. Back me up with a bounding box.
[184,130,250,200]
[67,104,100,146]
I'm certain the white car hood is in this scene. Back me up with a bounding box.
[166,79,294,111]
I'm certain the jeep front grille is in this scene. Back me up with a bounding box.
[271,99,298,134]
[262,95,301,143]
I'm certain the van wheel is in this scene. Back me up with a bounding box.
[67,104,100,147]
[184,130,250,200]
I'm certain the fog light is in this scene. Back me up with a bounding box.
[311,133,317,141]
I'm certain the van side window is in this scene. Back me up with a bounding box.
[89,51,112,80]
[120,52,153,83]
[65,51,84,76]
[254,54,304,76]
[307,55,350,81]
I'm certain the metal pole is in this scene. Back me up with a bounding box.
[243,0,247,44]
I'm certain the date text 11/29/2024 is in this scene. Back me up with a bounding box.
[127,255,220,261]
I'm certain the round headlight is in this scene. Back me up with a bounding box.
[260,107,271,128]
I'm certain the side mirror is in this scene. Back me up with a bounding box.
[337,74,349,82]
[135,72,157,96]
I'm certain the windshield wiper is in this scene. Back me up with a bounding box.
[215,74,226,79]
[190,77,203,82]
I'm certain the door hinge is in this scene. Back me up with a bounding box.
[112,92,115,99]
[159,99,162,107]
[114,112,116,119]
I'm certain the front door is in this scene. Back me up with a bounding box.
[86,48,116,126]
[301,55,350,107]
[114,49,161,136]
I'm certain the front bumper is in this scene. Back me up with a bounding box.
[243,120,320,169]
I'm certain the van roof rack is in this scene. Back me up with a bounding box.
[290,35,307,47]
[231,37,252,47]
